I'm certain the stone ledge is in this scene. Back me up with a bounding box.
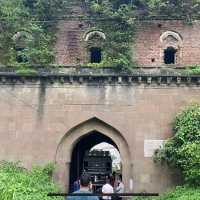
[0,73,199,86]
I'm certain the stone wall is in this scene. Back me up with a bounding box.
[0,75,200,193]
[55,19,88,65]
[134,20,200,67]
[54,2,89,65]
[55,18,200,67]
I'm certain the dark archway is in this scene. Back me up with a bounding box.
[164,47,177,64]
[90,47,102,63]
[55,117,132,192]
[69,131,119,192]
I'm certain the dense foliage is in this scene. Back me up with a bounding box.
[134,186,200,200]
[0,161,62,200]
[86,0,200,20]
[130,0,200,20]
[85,1,135,69]
[154,104,200,186]
[186,65,200,74]
[0,0,66,66]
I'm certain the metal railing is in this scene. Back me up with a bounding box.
[48,193,159,197]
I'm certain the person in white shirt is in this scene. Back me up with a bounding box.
[102,177,114,200]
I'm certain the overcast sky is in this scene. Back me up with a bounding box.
[91,142,121,165]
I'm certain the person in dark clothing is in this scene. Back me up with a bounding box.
[67,173,99,200]
[110,172,116,188]
[73,178,80,192]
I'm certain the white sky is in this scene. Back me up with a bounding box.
[91,142,121,165]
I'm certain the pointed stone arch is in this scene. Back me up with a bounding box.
[54,117,132,192]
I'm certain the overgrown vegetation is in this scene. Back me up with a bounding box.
[130,0,200,20]
[0,0,67,67]
[0,161,62,200]
[154,104,200,186]
[1,0,200,69]
[134,104,200,200]
[85,0,200,69]
[134,186,200,200]
[186,65,200,75]
[85,1,135,70]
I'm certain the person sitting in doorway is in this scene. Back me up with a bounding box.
[102,177,114,200]
[67,173,99,200]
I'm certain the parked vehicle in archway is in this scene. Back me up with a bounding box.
[83,150,112,192]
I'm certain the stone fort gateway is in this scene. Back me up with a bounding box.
[1,3,200,195]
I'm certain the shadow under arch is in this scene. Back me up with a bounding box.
[54,117,132,192]
[69,131,120,192]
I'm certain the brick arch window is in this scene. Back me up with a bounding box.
[164,47,177,64]
[84,30,106,64]
[160,31,183,65]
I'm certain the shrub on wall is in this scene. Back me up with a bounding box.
[154,104,200,186]
[186,66,200,75]
[85,1,135,70]
[0,161,62,200]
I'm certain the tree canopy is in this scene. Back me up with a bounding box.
[154,104,200,186]
[86,0,200,20]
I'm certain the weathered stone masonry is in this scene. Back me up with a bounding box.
[134,20,200,67]
[0,73,200,193]
[2,2,200,194]
[55,19,200,67]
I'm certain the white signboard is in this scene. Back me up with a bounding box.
[144,140,165,157]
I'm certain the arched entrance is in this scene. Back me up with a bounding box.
[55,117,132,192]
[69,131,121,192]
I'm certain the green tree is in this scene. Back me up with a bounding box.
[154,104,200,186]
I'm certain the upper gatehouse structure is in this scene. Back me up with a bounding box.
[0,0,200,195]
[55,15,200,67]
